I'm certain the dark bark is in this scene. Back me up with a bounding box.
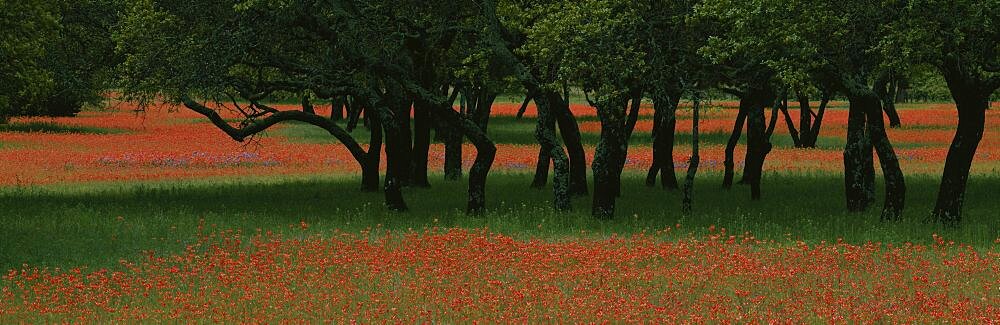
[532,93,572,211]
[302,95,316,114]
[844,98,875,212]
[393,101,413,186]
[932,67,994,225]
[681,97,700,214]
[411,101,432,187]
[859,94,906,220]
[591,99,629,219]
[531,146,550,188]
[375,106,408,212]
[743,86,777,200]
[779,96,802,147]
[550,91,589,196]
[443,125,463,180]
[646,103,663,187]
[330,96,345,121]
[516,93,533,119]
[361,111,382,192]
[876,74,902,128]
[647,91,681,189]
[614,89,643,197]
[723,100,749,189]
[807,94,831,148]
[797,94,813,148]
[346,96,363,132]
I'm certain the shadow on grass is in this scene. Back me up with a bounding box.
[1,172,997,270]
[0,122,126,134]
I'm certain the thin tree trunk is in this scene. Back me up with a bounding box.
[646,104,663,187]
[723,101,749,189]
[681,96,700,214]
[779,98,802,147]
[443,125,463,180]
[809,95,831,147]
[516,93,533,119]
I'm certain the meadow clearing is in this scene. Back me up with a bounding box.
[1,101,998,322]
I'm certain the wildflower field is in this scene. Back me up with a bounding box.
[1,101,999,322]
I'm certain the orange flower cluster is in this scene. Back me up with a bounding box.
[2,102,998,187]
[2,227,997,322]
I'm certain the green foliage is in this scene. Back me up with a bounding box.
[0,0,117,120]
[0,0,59,119]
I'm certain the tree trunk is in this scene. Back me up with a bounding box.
[533,94,572,211]
[743,86,776,200]
[394,101,414,186]
[346,97,363,132]
[531,146,550,188]
[516,93,533,119]
[591,100,628,219]
[797,93,813,148]
[361,111,383,192]
[550,91,589,196]
[876,74,902,128]
[330,97,345,121]
[614,90,643,197]
[932,69,993,225]
[376,106,408,212]
[723,100,749,189]
[443,125,463,180]
[844,98,875,212]
[411,101,432,187]
[646,105,662,187]
[681,96,700,214]
[779,97,802,147]
[859,93,906,220]
[302,95,316,114]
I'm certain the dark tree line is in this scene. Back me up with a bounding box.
[3,0,992,225]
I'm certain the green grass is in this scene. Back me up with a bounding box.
[0,122,125,134]
[2,172,997,271]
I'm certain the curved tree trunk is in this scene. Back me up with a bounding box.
[723,101,749,189]
[743,86,776,200]
[648,92,681,189]
[551,92,589,196]
[533,94,572,211]
[932,69,992,225]
[859,94,905,220]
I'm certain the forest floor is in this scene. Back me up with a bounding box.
[1,101,998,322]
